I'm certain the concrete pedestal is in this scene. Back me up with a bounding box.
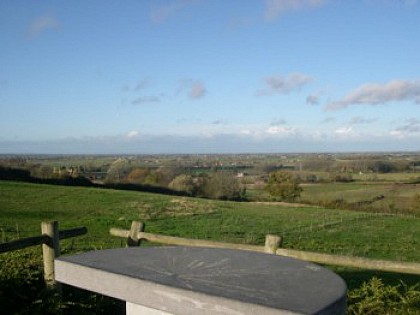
[55,246,347,314]
[126,302,173,315]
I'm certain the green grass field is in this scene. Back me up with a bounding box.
[300,182,389,203]
[1,181,419,261]
[353,172,420,182]
[1,181,419,313]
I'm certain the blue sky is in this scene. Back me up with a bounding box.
[1,0,420,154]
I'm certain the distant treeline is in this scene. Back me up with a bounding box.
[0,166,189,196]
[0,166,93,186]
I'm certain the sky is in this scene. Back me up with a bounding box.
[1,0,420,154]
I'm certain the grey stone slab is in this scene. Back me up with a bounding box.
[55,246,346,315]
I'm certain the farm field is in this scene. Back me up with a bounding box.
[352,172,420,182]
[1,181,420,313]
[248,180,420,216]
[301,182,420,203]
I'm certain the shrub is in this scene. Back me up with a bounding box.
[168,174,195,195]
[198,172,246,201]
[348,277,420,315]
[265,171,302,201]
[126,168,150,184]
[329,172,353,183]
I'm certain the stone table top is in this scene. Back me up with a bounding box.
[55,246,346,315]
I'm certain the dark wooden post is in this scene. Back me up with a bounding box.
[41,221,60,289]
[127,221,145,247]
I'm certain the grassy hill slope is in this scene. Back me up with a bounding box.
[1,181,419,313]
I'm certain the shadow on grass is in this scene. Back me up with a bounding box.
[0,277,125,315]
[331,266,420,291]
[0,249,124,315]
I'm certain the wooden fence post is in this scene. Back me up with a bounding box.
[127,221,145,247]
[264,234,282,254]
[41,221,60,289]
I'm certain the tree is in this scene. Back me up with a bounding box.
[168,174,195,195]
[200,172,246,201]
[154,167,182,187]
[265,171,302,201]
[29,164,54,179]
[105,159,132,183]
[329,172,353,183]
[126,168,150,184]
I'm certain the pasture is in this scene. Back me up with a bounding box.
[248,178,420,216]
[300,182,420,215]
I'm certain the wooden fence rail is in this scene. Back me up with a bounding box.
[0,226,87,254]
[0,221,87,289]
[275,248,420,275]
[110,221,420,276]
[0,234,48,253]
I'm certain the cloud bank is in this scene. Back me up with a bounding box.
[4,129,419,154]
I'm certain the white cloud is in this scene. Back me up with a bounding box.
[28,14,59,38]
[390,118,420,138]
[150,0,198,24]
[151,2,180,23]
[404,0,418,6]
[326,80,420,110]
[131,96,161,105]
[258,73,312,95]
[321,116,336,124]
[389,130,405,138]
[122,78,151,92]
[134,78,150,91]
[177,79,207,100]
[5,126,420,154]
[349,116,377,125]
[212,119,228,125]
[266,126,296,135]
[127,130,140,138]
[270,118,287,126]
[264,0,328,21]
[189,81,206,100]
[226,16,255,31]
[335,126,353,136]
[306,94,319,105]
